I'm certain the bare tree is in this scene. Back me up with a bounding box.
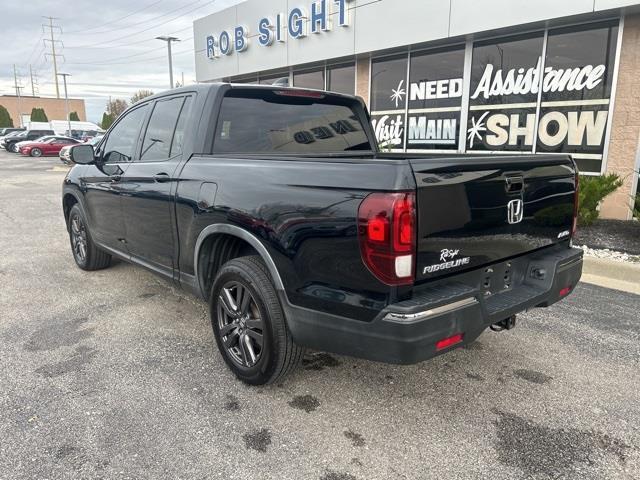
[130,89,154,105]
[106,98,128,119]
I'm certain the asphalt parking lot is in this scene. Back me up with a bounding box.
[0,150,639,480]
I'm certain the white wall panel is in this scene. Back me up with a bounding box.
[595,0,640,10]
[449,0,594,37]
[354,0,450,54]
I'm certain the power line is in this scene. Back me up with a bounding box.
[65,37,193,65]
[64,0,210,39]
[33,55,50,74]
[24,35,45,67]
[63,0,166,34]
[65,46,195,67]
[66,45,166,64]
[64,25,192,50]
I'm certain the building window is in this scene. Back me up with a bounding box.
[464,23,619,172]
[407,47,465,151]
[537,21,618,173]
[370,54,408,150]
[327,63,355,95]
[293,68,324,90]
[466,33,544,153]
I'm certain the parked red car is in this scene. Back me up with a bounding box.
[20,137,81,157]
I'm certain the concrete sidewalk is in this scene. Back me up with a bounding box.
[581,256,640,295]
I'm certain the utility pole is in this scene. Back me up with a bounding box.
[43,16,63,98]
[13,64,23,127]
[29,65,36,97]
[58,73,72,136]
[156,36,180,89]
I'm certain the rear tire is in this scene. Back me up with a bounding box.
[210,256,303,385]
[67,204,111,271]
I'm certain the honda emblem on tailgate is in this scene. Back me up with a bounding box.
[507,199,524,224]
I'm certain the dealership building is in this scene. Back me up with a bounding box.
[194,0,640,220]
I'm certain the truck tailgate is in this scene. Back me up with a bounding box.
[409,155,576,282]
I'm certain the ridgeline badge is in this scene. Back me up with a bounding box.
[423,249,471,274]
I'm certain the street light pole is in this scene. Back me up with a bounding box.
[156,36,180,89]
[57,73,71,136]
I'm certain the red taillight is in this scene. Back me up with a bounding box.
[572,171,579,237]
[436,333,464,351]
[274,89,325,98]
[559,286,572,297]
[394,197,414,252]
[368,217,387,242]
[358,192,416,286]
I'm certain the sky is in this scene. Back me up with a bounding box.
[0,0,243,123]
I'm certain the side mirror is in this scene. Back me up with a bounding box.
[69,144,96,165]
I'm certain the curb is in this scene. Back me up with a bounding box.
[581,256,640,295]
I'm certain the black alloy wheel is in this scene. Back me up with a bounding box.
[70,212,88,265]
[217,281,265,368]
[210,256,304,385]
[67,204,111,271]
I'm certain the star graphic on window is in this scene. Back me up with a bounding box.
[467,111,490,148]
[389,80,406,108]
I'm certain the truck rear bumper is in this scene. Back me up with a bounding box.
[282,246,583,364]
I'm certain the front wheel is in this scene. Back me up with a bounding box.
[10,144,18,153]
[30,148,42,157]
[67,204,111,271]
[210,256,304,385]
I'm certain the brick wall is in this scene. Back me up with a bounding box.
[0,95,86,126]
[600,13,640,220]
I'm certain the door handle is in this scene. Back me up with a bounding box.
[153,172,171,183]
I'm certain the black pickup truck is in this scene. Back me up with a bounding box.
[63,84,582,385]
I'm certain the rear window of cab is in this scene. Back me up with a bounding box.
[213,89,372,154]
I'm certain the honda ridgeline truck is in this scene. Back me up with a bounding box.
[62,84,583,384]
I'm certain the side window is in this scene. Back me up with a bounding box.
[102,104,149,163]
[170,96,192,157]
[140,97,184,161]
